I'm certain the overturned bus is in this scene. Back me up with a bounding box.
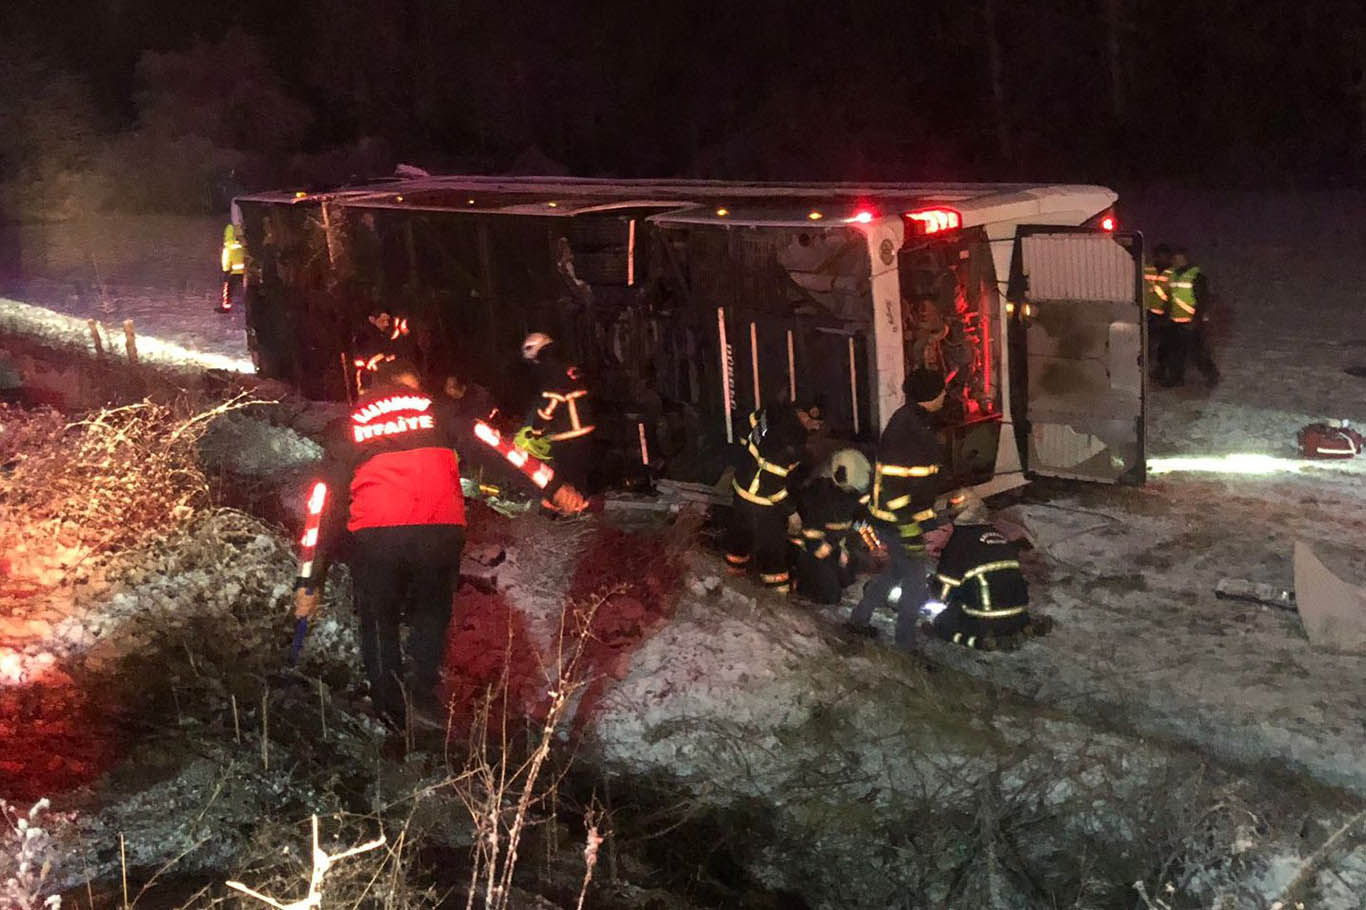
[233,177,1145,493]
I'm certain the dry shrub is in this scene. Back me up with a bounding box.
[176,811,439,910]
[0,397,255,587]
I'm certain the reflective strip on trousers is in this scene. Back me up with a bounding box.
[962,605,1026,619]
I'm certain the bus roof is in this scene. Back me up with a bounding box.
[235,175,1116,229]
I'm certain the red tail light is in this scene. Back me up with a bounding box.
[904,208,962,235]
[1100,216,1116,232]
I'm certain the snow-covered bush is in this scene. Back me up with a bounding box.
[1,798,63,910]
[0,397,257,591]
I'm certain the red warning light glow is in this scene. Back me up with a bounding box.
[1100,215,1116,231]
[905,208,962,234]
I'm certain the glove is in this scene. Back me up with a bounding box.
[514,426,554,461]
[550,484,589,515]
[293,584,321,619]
[785,512,802,536]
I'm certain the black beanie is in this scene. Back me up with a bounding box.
[903,368,945,403]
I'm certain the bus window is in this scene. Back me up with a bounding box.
[898,227,1001,426]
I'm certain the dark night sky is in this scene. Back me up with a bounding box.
[4,0,1366,199]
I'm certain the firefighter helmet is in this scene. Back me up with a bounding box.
[826,448,871,493]
[521,333,553,360]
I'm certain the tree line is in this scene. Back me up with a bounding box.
[3,0,1365,218]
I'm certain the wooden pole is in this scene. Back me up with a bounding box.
[122,319,138,365]
[87,319,104,358]
[340,351,355,405]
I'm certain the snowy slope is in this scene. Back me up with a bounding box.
[0,214,251,370]
[900,188,1366,793]
[5,192,1366,794]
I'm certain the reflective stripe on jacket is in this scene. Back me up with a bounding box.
[533,364,596,443]
[934,524,1029,618]
[1167,265,1202,323]
[732,410,799,507]
[222,224,245,274]
[868,402,942,543]
[1143,265,1170,315]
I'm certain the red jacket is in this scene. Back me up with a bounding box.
[314,384,466,564]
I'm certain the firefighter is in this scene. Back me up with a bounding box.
[292,358,584,729]
[1143,243,1173,380]
[846,369,946,647]
[352,307,416,396]
[725,403,809,594]
[442,372,501,486]
[521,333,597,493]
[219,222,245,313]
[791,448,870,604]
[1161,247,1220,388]
[443,372,497,423]
[921,493,1047,650]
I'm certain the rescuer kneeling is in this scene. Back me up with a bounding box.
[292,358,584,731]
[919,493,1050,650]
[791,448,870,604]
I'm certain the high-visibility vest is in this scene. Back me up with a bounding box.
[222,224,245,275]
[1167,266,1201,323]
[1143,264,1170,316]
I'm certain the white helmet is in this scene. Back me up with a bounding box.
[521,332,553,360]
[825,448,871,493]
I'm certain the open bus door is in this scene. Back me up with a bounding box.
[1008,227,1145,484]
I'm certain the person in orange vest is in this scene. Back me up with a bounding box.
[1160,247,1220,388]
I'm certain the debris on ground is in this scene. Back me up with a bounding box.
[1294,540,1366,653]
[1216,576,1297,611]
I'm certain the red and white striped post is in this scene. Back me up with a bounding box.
[473,421,556,491]
[296,481,328,585]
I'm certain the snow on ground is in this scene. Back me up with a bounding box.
[0,214,252,372]
[6,194,1366,902]
[887,188,1366,794]
[0,295,254,374]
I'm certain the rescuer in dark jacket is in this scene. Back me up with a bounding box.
[293,358,583,729]
[922,495,1038,650]
[351,306,418,396]
[725,403,809,594]
[792,448,870,604]
[846,369,947,647]
[521,333,597,494]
